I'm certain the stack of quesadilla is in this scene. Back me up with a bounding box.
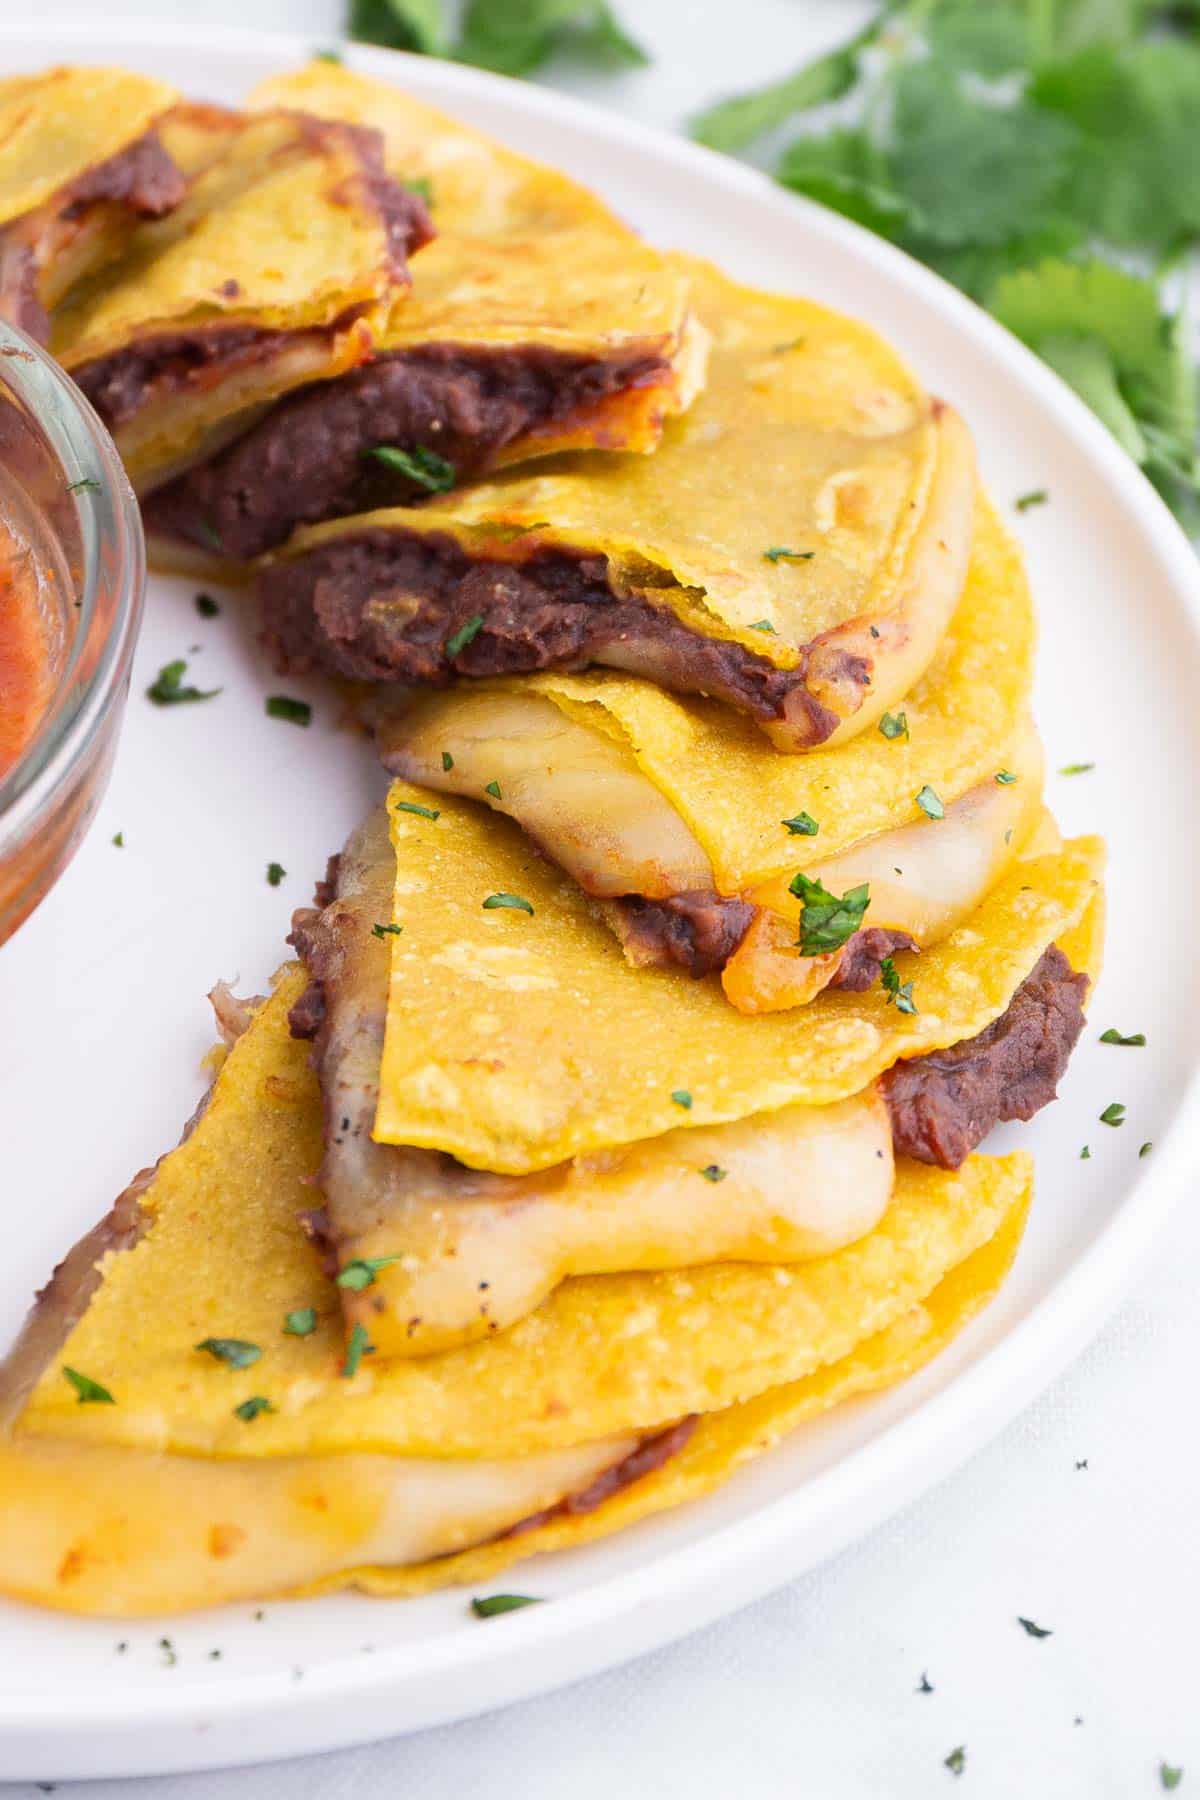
[0,61,1105,1616]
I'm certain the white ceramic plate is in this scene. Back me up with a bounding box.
[0,20,1197,1783]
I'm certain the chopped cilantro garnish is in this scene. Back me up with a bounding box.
[404,175,434,205]
[195,1337,261,1369]
[1015,489,1048,512]
[1059,762,1095,775]
[146,659,221,706]
[445,614,484,657]
[915,784,945,820]
[482,892,534,915]
[442,751,454,771]
[763,546,814,562]
[283,1308,317,1337]
[63,1366,115,1405]
[111,831,124,848]
[1017,1616,1052,1638]
[995,769,1018,784]
[266,694,311,726]
[879,711,909,741]
[234,1396,274,1422]
[336,1255,403,1292]
[342,1322,374,1379]
[395,800,440,820]
[917,1672,934,1694]
[1100,1028,1145,1046]
[1140,1141,1153,1158]
[1099,1102,1126,1126]
[484,779,502,799]
[782,811,819,836]
[67,477,101,494]
[700,1164,727,1183]
[1080,1145,1091,1159]
[267,862,286,887]
[1160,1765,1183,1791]
[195,593,220,618]
[314,47,342,63]
[789,871,870,956]
[944,1747,966,1778]
[671,1089,693,1109]
[364,443,455,492]
[749,618,777,632]
[880,956,917,1015]
[372,922,403,939]
[471,1593,542,1618]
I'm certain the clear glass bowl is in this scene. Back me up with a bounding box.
[0,320,144,946]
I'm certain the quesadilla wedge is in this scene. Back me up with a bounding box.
[378,496,1039,1010]
[0,959,1032,1614]
[0,66,185,342]
[50,106,433,493]
[143,62,706,568]
[257,257,976,750]
[282,787,1101,1354]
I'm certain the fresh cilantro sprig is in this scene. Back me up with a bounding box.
[349,0,646,76]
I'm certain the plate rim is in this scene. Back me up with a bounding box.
[2,14,1199,1773]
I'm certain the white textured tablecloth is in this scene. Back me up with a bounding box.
[22,3,1200,1792]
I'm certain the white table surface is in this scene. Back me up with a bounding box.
[17,3,1200,1794]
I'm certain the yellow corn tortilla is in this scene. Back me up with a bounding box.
[0,1186,1025,1615]
[383,493,1033,894]
[16,965,1032,1462]
[371,778,1103,1171]
[0,66,177,226]
[247,63,702,454]
[278,257,976,747]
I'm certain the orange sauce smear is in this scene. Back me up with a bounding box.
[0,530,51,780]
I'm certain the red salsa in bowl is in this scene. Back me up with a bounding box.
[0,325,144,945]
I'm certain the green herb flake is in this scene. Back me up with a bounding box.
[944,1747,966,1778]
[482,892,534,915]
[782,811,819,837]
[342,1321,374,1379]
[314,47,343,63]
[63,1366,115,1405]
[879,711,909,741]
[195,1337,262,1369]
[67,476,101,494]
[441,751,454,771]
[195,593,221,618]
[671,1089,693,1109]
[471,1593,542,1619]
[699,1164,727,1183]
[364,443,455,492]
[1017,1616,1052,1638]
[1099,1102,1126,1126]
[915,784,945,820]
[1080,1145,1091,1159]
[1160,1765,1184,1791]
[111,831,124,848]
[1100,1028,1145,1046]
[446,614,485,658]
[763,545,814,562]
[395,800,440,821]
[1140,1141,1153,1158]
[484,779,502,799]
[266,862,286,888]
[1058,762,1095,776]
[146,659,221,706]
[372,922,403,939]
[265,694,312,727]
[880,956,917,1015]
[995,769,1018,785]
[283,1307,317,1337]
[403,174,434,205]
[789,871,871,956]
[1015,489,1049,512]
[336,1255,403,1292]
[749,618,777,632]
[917,1672,934,1694]
[234,1396,274,1422]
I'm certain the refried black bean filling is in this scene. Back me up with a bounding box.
[144,345,672,560]
[257,528,843,736]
